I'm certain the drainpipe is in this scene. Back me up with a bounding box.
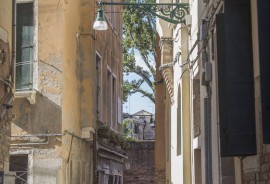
[11,133,62,138]
[10,133,62,146]
[12,0,16,83]
[204,97,212,184]
[93,131,97,184]
[11,136,50,146]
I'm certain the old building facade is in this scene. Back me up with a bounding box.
[94,0,124,182]
[0,0,14,182]
[3,0,123,183]
[123,110,155,141]
[156,0,270,183]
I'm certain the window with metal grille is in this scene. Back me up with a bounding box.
[9,155,28,184]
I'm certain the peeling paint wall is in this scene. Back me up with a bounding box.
[12,0,63,135]
[0,0,13,173]
[11,0,63,183]
[38,0,63,107]
[9,0,123,183]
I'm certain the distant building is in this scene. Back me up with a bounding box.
[123,110,155,141]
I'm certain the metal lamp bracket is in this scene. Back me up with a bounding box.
[99,2,190,24]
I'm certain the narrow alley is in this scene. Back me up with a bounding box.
[0,0,269,183]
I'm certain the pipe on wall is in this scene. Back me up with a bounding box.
[204,97,213,184]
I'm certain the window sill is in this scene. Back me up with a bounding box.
[14,91,36,104]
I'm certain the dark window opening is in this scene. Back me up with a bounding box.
[10,155,28,184]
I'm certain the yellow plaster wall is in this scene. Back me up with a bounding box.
[0,0,12,50]
[61,0,100,183]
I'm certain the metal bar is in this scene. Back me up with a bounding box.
[101,2,189,6]
[11,133,62,137]
[99,1,190,24]
[11,135,50,146]
[15,88,33,91]
[204,97,213,184]
[15,60,35,66]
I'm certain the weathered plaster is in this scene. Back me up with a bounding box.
[0,0,13,172]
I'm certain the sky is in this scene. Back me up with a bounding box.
[123,51,156,115]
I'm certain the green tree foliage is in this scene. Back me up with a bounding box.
[122,119,139,141]
[122,0,156,104]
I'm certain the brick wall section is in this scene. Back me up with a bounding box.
[123,141,155,184]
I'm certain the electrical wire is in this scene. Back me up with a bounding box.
[177,0,222,74]
[0,77,13,88]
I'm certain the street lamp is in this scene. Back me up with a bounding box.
[93,7,108,30]
[93,1,190,31]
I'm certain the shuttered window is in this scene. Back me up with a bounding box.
[16,3,34,91]
[216,0,256,157]
[257,0,270,144]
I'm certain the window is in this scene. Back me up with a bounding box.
[107,68,119,128]
[15,2,36,92]
[10,155,28,184]
[107,68,112,125]
[96,53,102,120]
[134,124,139,134]
[108,175,114,184]
[118,97,122,124]
[112,75,117,125]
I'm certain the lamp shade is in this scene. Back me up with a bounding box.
[93,8,108,30]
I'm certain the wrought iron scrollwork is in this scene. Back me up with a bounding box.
[100,2,190,24]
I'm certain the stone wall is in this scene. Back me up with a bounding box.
[123,141,155,184]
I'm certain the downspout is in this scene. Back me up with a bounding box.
[204,97,212,184]
[93,131,97,184]
[12,0,16,84]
